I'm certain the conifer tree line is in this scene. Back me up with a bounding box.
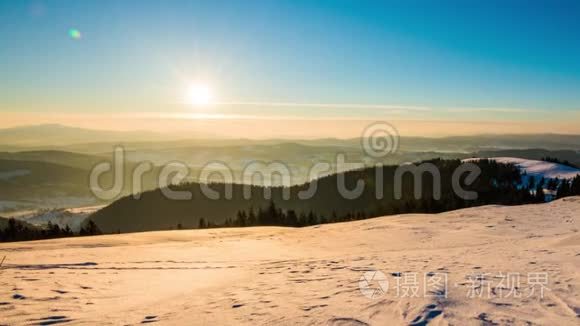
[556,175,580,199]
[91,158,540,233]
[541,156,578,168]
[197,200,367,229]
[192,161,580,231]
[0,219,101,242]
[3,159,580,240]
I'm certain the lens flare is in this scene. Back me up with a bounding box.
[68,28,82,40]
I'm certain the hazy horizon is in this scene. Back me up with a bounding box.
[2,117,580,139]
[0,117,580,141]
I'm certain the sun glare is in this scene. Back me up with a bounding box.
[187,84,213,107]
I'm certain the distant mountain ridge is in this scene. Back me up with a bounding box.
[1,124,580,151]
[0,124,178,147]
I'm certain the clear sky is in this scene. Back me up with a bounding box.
[1,0,579,136]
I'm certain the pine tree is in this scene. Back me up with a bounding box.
[276,208,285,225]
[528,177,535,190]
[547,178,559,191]
[307,211,317,225]
[86,220,101,235]
[535,184,545,202]
[538,177,545,188]
[557,180,571,199]
[298,212,307,227]
[266,201,277,225]
[247,208,257,226]
[286,210,298,227]
[235,210,247,227]
[257,207,266,225]
[570,175,580,195]
[63,225,72,236]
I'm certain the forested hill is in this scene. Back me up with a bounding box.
[88,159,545,233]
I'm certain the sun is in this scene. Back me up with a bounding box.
[186,84,213,106]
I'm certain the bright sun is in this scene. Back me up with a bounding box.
[186,84,213,106]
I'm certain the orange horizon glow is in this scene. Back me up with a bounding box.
[1,112,580,139]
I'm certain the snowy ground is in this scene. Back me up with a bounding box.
[0,198,100,216]
[1,198,579,325]
[464,157,580,201]
[463,157,580,180]
[8,206,104,232]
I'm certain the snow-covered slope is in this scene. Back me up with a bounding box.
[463,157,580,201]
[464,157,580,180]
[10,205,104,232]
[1,198,579,325]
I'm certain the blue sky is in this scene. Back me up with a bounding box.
[0,0,579,134]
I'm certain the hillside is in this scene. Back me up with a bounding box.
[490,157,580,179]
[477,149,580,167]
[0,158,167,213]
[0,124,177,148]
[0,159,96,211]
[464,157,580,180]
[9,206,103,232]
[89,159,538,233]
[1,198,579,325]
[0,150,107,170]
